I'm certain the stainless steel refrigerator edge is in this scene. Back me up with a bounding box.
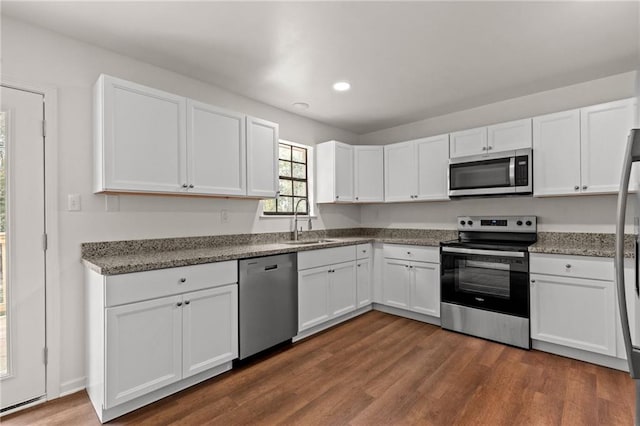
[615,128,640,424]
[238,254,298,360]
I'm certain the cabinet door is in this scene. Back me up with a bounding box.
[487,118,532,152]
[298,267,330,331]
[356,258,372,308]
[182,285,238,378]
[246,116,278,198]
[530,273,616,356]
[105,295,182,408]
[186,100,246,195]
[330,262,357,317]
[415,135,449,201]
[580,98,638,194]
[449,126,487,158]
[410,261,440,317]
[384,141,417,202]
[532,109,581,196]
[335,142,354,202]
[99,75,187,193]
[354,146,384,202]
[382,259,410,309]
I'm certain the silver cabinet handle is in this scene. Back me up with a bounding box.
[582,185,587,190]
[335,196,339,199]
[189,184,194,189]
[355,196,359,200]
[482,146,487,151]
[185,300,190,305]
[179,278,186,283]
[574,185,579,190]
[176,302,182,307]
[182,183,188,188]
[531,279,536,283]
[357,264,361,267]
[565,264,572,268]
[488,146,493,150]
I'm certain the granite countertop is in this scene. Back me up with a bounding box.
[529,232,635,259]
[82,228,636,276]
[82,228,457,275]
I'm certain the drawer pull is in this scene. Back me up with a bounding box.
[531,279,536,284]
[565,264,572,269]
[176,302,183,307]
[179,278,187,283]
[184,300,190,305]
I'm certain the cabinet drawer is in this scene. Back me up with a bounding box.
[530,254,613,281]
[298,245,356,270]
[383,244,439,263]
[106,261,238,307]
[356,243,372,259]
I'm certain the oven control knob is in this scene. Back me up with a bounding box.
[516,220,523,226]
[460,220,466,226]
[467,220,473,226]
[525,220,532,226]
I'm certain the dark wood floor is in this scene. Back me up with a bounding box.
[3,311,635,425]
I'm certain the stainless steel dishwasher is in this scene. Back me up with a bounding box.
[238,253,298,360]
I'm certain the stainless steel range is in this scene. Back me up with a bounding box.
[440,216,537,349]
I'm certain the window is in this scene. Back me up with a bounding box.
[263,142,309,215]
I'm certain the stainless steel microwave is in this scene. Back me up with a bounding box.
[448,148,532,197]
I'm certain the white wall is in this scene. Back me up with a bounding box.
[1,17,360,395]
[359,72,638,233]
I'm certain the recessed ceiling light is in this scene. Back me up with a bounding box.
[292,102,310,110]
[333,81,351,92]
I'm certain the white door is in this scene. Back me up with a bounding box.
[246,116,278,198]
[186,100,246,196]
[353,146,383,202]
[0,86,46,410]
[182,285,238,378]
[334,143,354,202]
[415,135,449,201]
[382,259,410,309]
[105,296,182,408]
[384,141,417,202]
[487,118,532,152]
[532,109,582,196]
[329,262,356,317]
[449,126,487,158]
[410,261,440,317]
[580,98,638,194]
[298,267,330,331]
[356,258,372,308]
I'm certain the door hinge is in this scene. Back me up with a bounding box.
[43,347,48,365]
[42,233,48,251]
[42,119,47,138]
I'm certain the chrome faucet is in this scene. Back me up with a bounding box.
[293,199,309,241]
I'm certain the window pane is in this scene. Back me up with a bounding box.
[279,144,291,161]
[292,163,306,179]
[293,198,308,213]
[293,181,307,196]
[292,146,306,163]
[279,160,291,177]
[263,198,276,213]
[277,196,292,213]
[279,179,293,196]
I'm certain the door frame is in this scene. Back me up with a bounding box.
[1,77,61,406]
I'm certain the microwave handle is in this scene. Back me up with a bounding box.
[509,157,515,186]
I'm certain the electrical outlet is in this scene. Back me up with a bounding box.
[67,194,81,211]
[221,209,229,223]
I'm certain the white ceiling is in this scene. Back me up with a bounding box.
[2,1,638,134]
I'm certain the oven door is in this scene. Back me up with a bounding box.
[440,247,529,317]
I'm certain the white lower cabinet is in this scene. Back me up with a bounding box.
[356,243,373,308]
[86,262,238,422]
[381,245,440,318]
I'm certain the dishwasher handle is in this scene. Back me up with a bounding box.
[264,264,278,271]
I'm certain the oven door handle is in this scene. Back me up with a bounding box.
[509,157,516,187]
[441,247,525,258]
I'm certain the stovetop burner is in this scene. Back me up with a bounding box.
[441,215,538,251]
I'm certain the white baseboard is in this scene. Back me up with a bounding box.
[59,377,86,398]
[373,303,441,326]
[293,305,373,342]
[532,340,629,371]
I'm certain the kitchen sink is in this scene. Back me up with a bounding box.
[283,239,336,245]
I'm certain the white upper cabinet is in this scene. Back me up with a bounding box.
[415,134,449,201]
[449,126,487,158]
[316,141,355,203]
[533,98,638,197]
[354,146,384,202]
[94,74,277,198]
[186,100,246,196]
[246,116,279,198]
[487,118,532,152]
[384,141,417,202]
[95,74,187,193]
[384,135,449,202]
[532,109,582,196]
[580,98,638,194]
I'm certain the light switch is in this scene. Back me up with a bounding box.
[67,194,81,211]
